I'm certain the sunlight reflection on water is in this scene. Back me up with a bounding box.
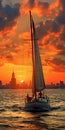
[0,89,65,130]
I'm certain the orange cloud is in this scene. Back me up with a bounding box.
[0,20,17,38]
[19,31,30,40]
[0,0,20,37]
[20,0,63,18]
[20,0,49,17]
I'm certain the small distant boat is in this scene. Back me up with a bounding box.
[24,11,51,112]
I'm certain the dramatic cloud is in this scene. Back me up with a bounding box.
[20,0,49,16]
[0,0,65,74]
[0,0,20,34]
[0,0,65,84]
[45,56,65,72]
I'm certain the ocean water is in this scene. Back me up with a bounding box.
[0,89,65,130]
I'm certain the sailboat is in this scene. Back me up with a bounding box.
[24,11,50,112]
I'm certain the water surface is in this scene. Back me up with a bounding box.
[0,89,65,130]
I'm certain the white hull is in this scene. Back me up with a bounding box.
[24,98,51,112]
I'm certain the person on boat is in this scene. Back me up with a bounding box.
[38,91,42,98]
[45,95,49,102]
[26,94,32,102]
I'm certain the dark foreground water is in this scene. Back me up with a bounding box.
[0,89,65,130]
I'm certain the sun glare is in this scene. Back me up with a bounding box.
[20,80,24,83]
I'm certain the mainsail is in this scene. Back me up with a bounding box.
[30,11,45,95]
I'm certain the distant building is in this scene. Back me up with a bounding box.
[0,80,2,88]
[9,72,16,89]
[59,80,65,88]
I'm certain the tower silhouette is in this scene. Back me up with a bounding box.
[10,72,16,88]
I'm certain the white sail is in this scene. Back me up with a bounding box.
[30,12,45,93]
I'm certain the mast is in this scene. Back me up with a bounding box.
[29,11,37,99]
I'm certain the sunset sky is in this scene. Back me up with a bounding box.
[0,0,65,85]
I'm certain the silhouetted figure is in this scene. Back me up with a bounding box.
[27,94,32,102]
[39,91,42,98]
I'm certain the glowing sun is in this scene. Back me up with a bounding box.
[20,80,24,83]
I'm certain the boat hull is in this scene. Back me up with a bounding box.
[24,100,51,112]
